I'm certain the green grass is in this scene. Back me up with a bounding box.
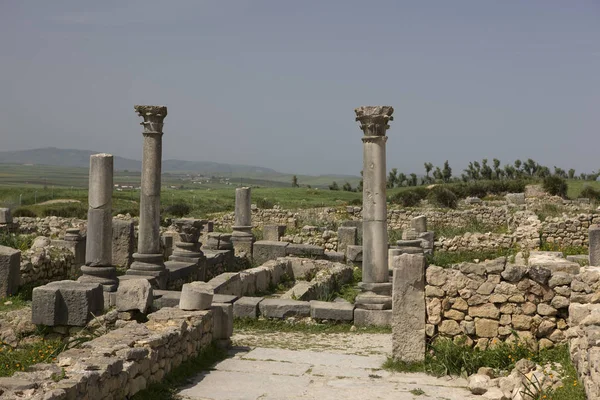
[536,203,563,222]
[538,242,588,256]
[0,233,34,251]
[0,338,63,377]
[566,179,600,199]
[130,342,227,400]
[234,318,391,334]
[432,216,509,238]
[426,249,515,268]
[384,339,585,400]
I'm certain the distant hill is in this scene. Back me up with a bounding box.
[0,147,361,188]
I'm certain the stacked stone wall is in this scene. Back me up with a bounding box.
[20,245,78,286]
[424,257,591,349]
[0,308,213,399]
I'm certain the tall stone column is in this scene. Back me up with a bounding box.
[355,106,394,306]
[127,105,168,288]
[79,154,117,291]
[231,187,255,258]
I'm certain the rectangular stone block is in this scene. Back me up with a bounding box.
[0,208,12,224]
[32,280,103,326]
[0,245,20,298]
[211,303,233,339]
[153,290,181,309]
[264,259,293,286]
[112,219,135,268]
[310,300,354,321]
[258,299,310,319]
[346,245,363,262]
[286,244,325,258]
[590,225,600,267]
[246,266,271,293]
[353,309,392,327]
[324,251,345,263]
[233,296,264,318]
[209,273,243,297]
[392,253,426,363]
[253,241,289,265]
[337,227,358,254]
[239,271,257,296]
[340,220,363,244]
[263,225,286,241]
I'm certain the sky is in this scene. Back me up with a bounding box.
[0,1,599,177]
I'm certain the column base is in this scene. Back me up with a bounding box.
[356,282,392,310]
[78,265,118,292]
[128,253,168,289]
[231,230,255,258]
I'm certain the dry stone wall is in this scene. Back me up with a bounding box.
[0,307,213,400]
[425,256,585,349]
[20,245,78,286]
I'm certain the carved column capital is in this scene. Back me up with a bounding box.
[134,105,167,134]
[355,106,394,136]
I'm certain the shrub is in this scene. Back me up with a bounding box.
[348,198,362,206]
[543,176,568,198]
[389,188,427,207]
[428,186,458,208]
[579,185,600,201]
[11,208,37,218]
[256,198,274,209]
[164,202,190,218]
[41,205,86,218]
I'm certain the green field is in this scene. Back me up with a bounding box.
[1,163,598,219]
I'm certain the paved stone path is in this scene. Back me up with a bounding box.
[177,346,478,400]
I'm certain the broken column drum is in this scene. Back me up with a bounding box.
[355,106,394,295]
[79,154,117,291]
[127,105,169,287]
[231,187,255,257]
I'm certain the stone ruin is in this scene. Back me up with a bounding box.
[2,105,600,399]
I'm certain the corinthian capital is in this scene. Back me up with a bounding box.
[355,106,394,136]
[134,105,168,134]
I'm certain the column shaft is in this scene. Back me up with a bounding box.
[362,136,389,283]
[80,154,117,291]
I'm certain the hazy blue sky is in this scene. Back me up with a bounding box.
[1,1,598,176]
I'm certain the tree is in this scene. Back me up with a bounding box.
[481,159,493,180]
[397,172,407,187]
[387,168,398,189]
[329,181,339,191]
[424,162,433,183]
[409,173,418,186]
[342,182,353,192]
[492,158,502,179]
[292,175,299,188]
[442,160,452,183]
[568,169,576,179]
[504,164,516,180]
[432,166,443,182]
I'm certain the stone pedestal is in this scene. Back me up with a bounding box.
[355,106,394,307]
[79,154,117,291]
[231,187,255,258]
[127,105,168,289]
[170,219,206,262]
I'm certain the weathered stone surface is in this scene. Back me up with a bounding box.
[211,303,233,340]
[112,219,135,268]
[0,208,12,224]
[310,300,354,321]
[0,245,20,298]
[259,299,310,318]
[475,319,499,338]
[527,265,551,285]
[501,264,527,282]
[353,309,392,327]
[179,281,214,311]
[209,272,242,297]
[263,225,286,242]
[468,374,491,395]
[411,215,427,234]
[253,241,289,265]
[337,226,358,254]
[32,280,103,326]
[346,245,363,262]
[469,304,500,320]
[590,225,600,267]
[286,243,325,258]
[233,296,264,318]
[116,279,153,313]
[391,254,426,362]
[548,272,573,287]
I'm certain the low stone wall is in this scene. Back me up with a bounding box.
[20,245,78,287]
[14,217,85,238]
[568,302,600,398]
[0,307,213,399]
[425,255,586,348]
[541,214,600,248]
